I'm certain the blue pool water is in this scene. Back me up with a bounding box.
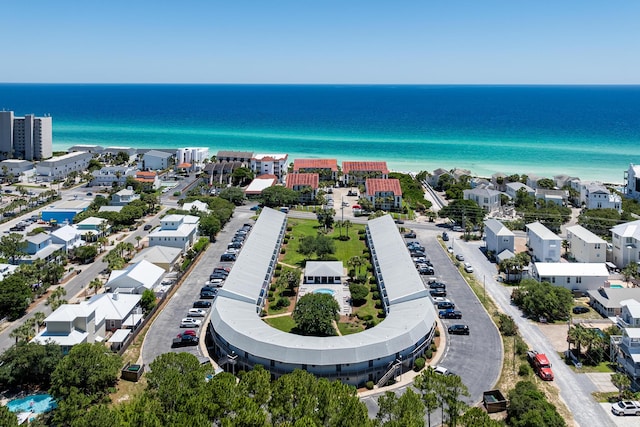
[314,288,335,296]
[610,285,623,289]
[6,394,57,414]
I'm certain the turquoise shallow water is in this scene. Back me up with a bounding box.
[1,84,638,182]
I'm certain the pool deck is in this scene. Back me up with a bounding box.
[297,283,352,315]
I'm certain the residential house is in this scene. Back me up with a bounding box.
[304,261,344,284]
[581,182,622,212]
[430,168,450,187]
[491,172,507,192]
[554,174,579,189]
[470,177,492,189]
[216,150,253,163]
[342,161,389,186]
[22,233,63,264]
[463,187,501,213]
[31,292,141,354]
[286,173,320,204]
[365,178,403,211]
[90,166,136,187]
[111,187,140,206]
[0,264,18,281]
[450,168,471,182]
[589,288,640,317]
[102,146,137,158]
[525,174,544,189]
[131,246,182,272]
[134,170,160,190]
[182,200,210,214]
[612,327,640,390]
[250,154,288,182]
[610,220,640,269]
[484,219,515,256]
[244,174,278,197]
[505,182,534,199]
[625,164,640,201]
[75,216,110,241]
[67,144,104,154]
[526,221,561,262]
[619,299,640,328]
[292,159,339,182]
[50,224,84,253]
[530,262,608,292]
[106,259,164,294]
[566,225,606,263]
[35,152,92,181]
[141,150,173,170]
[535,188,568,206]
[148,214,199,253]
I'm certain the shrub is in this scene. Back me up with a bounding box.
[424,349,433,359]
[498,313,518,336]
[414,357,426,372]
[274,297,290,309]
[349,284,369,305]
[275,264,282,271]
[358,229,365,235]
[372,291,380,300]
[430,343,437,352]
[518,362,532,376]
[435,329,440,337]
[365,381,374,390]
[280,248,285,254]
[270,284,277,292]
[268,291,274,298]
[514,335,529,356]
[287,226,293,231]
[370,284,378,292]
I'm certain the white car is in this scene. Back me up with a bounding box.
[463,262,473,273]
[611,400,640,416]
[180,318,202,328]
[431,297,451,304]
[433,365,450,375]
[187,308,207,318]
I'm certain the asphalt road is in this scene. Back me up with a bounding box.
[140,207,254,368]
[455,236,614,427]
[361,226,502,424]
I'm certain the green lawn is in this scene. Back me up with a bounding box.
[264,315,296,332]
[337,321,364,336]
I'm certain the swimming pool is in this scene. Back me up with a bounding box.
[313,288,335,296]
[6,394,57,414]
[610,285,623,289]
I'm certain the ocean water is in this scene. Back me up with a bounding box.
[0,84,638,183]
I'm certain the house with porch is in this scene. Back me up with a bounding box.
[610,220,640,269]
[588,288,640,318]
[141,150,173,170]
[90,166,136,187]
[304,261,344,284]
[526,221,561,262]
[50,224,84,253]
[21,234,64,264]
[566,224,606,263]
[580,182,622,212]
[365,178,403,211]
[75,217,110,241]
[505,182,535,199]
[148,214,199,253]
[134,170,161,190]
[625,164,640,201]
[286,173,320,204]
[111,187,140,206]
[619,299,640,328]
[463,187,501,213]
[530,262,608,292]
[612,328,640,391]
[105,259,164,294]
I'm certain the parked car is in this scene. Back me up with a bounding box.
[611,400,640,416]
[209,273,227,281]
[448,324,470,335]
[200,291,216,299]
[463,262,473,273]
[404,231,416,238]
[452,225,464,232]
[431,297,451,304]
[439,309,463,319]
[433,365,451,375]
[143,224,153,231]
[201,285,219,293]
[418,266,434,275]
[442,232,449,241]
[193,300,212,308]
[394,218,404,224]
[250,205,261,211]
[437,301,455,310]
[180,329,197,337]
[205,278,225,287]
[455,254,465,261]
[180,318,202,328]
[172,333,199,347]
[572,306,589,314]
[187,308,207,317]
[430,289,447,298]
[429,281,446,289]
[220,253,236,262]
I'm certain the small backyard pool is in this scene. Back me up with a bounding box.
[7,393,57,414]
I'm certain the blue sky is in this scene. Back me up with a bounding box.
[2,1,638,84]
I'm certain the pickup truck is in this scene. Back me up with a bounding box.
[527,350,554,381]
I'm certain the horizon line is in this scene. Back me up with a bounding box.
[1,82,640,87]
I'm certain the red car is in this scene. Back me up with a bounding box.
[177,330,197,338]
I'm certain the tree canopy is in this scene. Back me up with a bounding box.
[260,186,300,207]
[439,199,484,226]
[511,278,573,321]
[0,274,32,320]
[293,293,340,336]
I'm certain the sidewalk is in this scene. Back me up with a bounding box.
[358,320,447,397]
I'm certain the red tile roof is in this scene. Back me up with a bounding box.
[286,173,320,190]
[365,178,402,196]
[342,161,389,174]
[293,159,338,171]
[135,171,157,183]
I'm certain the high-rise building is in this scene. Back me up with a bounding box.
[0,111,53,161]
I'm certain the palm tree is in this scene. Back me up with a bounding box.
[568,325,590,362]
[136,235,142,248]
[97,236,108,252]
[347,256,363,281]
[89,278,103,295]
[33,312,46,332]
[562,240,570,259]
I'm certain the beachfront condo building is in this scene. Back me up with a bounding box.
[292,158,339,182]
[625,164,640,201]
[0,111,53,161]
[342,161,389,186]
[176,147,209,171]
[250,154,288,183]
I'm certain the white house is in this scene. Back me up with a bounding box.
[148,214,199,253]
[463,187,501,213]
[535,189,567,206]
[90,166,137,187]
[580,182,621,212]
[588,288,640,317]
[250,154,288,182]
[75,217,110,240]
[131,245,182,272]
[50,224,84,253]
[182,200,210,214]
[142,150,172,170]
[620,299,640,328]
[625,164,640,201]
[610,220,640,269]
[566,225,606,263]
[111,187,140,206]
[68,144,104,154]
[106,260,164,294]
[526,221,561,262]
[244,175,278,197]
[304,261,344,284]
[484,218,515,256]
[613,328,640,390]
[505,182,534,199]
[530,262,608,292]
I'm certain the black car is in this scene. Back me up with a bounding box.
[212,268,230,275]
[418,266,434,275]
[201,286,218,293]
[200,291,216,299]
[193,300,212,308]
[442,232,449,241]
[448,324,470,335]
[220,253,236,262]
[430,289,447,298]
[404,231,416,238]
[572,306,589,314]
[429,281,446,289]
[437,301,455,310]
[172,334,199,348]
[410,250,426,257]
[143,224,153,231]
[439,309,463,319]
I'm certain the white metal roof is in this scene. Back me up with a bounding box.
[566,225,606,244]
[305,261,344,278]
[526,222,561,241]
[611,220,640,239]
[621,299,640,319]
[534,262,609,277]
[485,218,514,237]
[108,329,131,343]
[211,210,436,366]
